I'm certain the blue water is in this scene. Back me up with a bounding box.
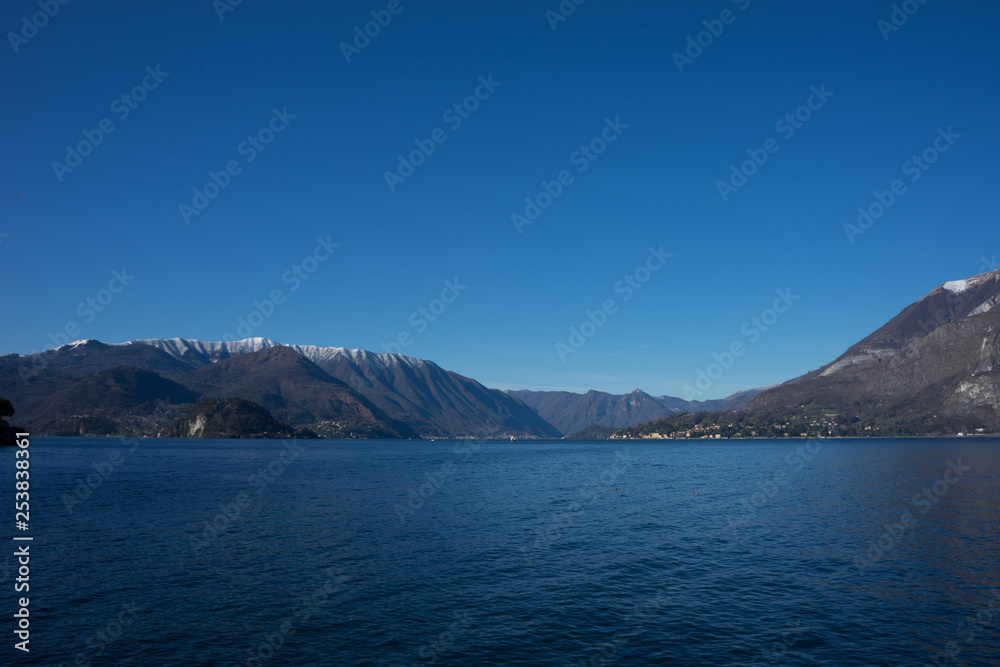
[4,437,999,666]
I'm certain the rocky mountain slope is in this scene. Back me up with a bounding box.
[1,338,562,439]
[175,347,414,439]
[0,345,414,438]
[18,366,198,436]
[165,398,316,439]
[138,338,560,438]
[749,268,1000,431]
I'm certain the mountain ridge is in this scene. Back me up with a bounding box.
[509,387,764,435]
[133,337,560,438]
[6,337,562,439]
[10,265,998,440]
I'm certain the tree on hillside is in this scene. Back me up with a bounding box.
[0,398,13,426]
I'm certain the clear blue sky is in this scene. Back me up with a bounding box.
[3,1,999,399]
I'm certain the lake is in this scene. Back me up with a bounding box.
[5,436,1000,666]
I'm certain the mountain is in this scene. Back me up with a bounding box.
[14,339,198,380]
[2,338,561,438]
[564,424,619,440]
[709,388,767,411]
[509,387,766,436]
[23,366,199,436]
[749,268,1000,432]
[165,398,316,439]
[508,389,682,435]
[138,338,560,439]
[3,335,775,439]
[174,346,415,439]
[0,340,205,436]
[0,345,415,438]
[315,352,561,439]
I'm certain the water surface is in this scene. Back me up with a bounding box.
[6,437,999,666]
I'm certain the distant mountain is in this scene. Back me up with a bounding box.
[655,389,764,412]
[509,387,766,435]
[749,268,1000,432]
[0,340,205,437]
[174,346,414,439]
[0,335,773,439]
[564,424,619,440]
[23,366,199,436]
[0,338,561,439]
[0,345,416,438]
[165,398,317,439]
[713,388,767,411]
[508,389,680,435]
[138,338,560,439]
[13,339,198,380]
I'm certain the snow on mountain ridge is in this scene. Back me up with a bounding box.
[943,278,976,294]
[53,339,97,352]
[123,337,431,370]
[941,267,1000,295]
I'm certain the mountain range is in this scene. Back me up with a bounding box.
[3,267,998,438]
[0,339,560,438]
[0,336,753,439]
[507,387,761,436]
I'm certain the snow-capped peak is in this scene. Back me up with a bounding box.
[942,267,1000,295]
[53,339,97,351]
[943,278,977,294]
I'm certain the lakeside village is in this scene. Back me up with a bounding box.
[612,403,993,440]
